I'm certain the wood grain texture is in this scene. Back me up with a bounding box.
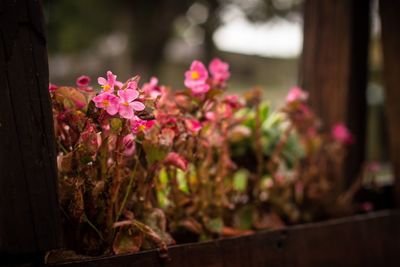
[0,0,61,256]
[380,0,400,207]
[52,210,400,267]
[301,0,370,189]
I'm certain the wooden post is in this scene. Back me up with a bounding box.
[301,0,370,189]
[380,0,400,206]
[0,0,61,262]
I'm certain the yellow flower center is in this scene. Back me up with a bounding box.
[123,101,129,107]
[102,84,111,91]
[191,71,200,80]
[102,100,109,107]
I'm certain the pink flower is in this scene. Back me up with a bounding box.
[217,103,234,119]
[205,111,216,121]
[164,152,188,171]
[190,83,210,95]
[123,134,136,156]
[117,89,145,119]
[126,80,138,90]
[224,95,242,109]
[49,83,58,92]
[80,123,101,154]
[76,75,93,92]
[307,127,318,138]
[184,60,210,95]
[286,86,308,104]
[360,202,374,212]
[143,77,163,99]
[332,123,354,145]
[209,58,230,85]
[92,93,119,116]
[98,71,117,93]
[366,161,380,172]
[130,116,154,133]
[159,128,176,147]
[185,118,202,133]
[76,75,90,87]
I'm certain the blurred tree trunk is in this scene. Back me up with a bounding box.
[128,0,192,79]
[301,0,370,190]
[380,0,400,206]
[203,0,219,62]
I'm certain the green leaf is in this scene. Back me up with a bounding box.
[233,169,249,192]
[262,111,284,131]
[177,169,189,193]
[55,87,88,111]
[206,217,224,234]
[142,140,167,165]
[159,168,169,186]
[157,190,170,209]
[236,205,253,230]
[281,131,305,168]
[258,102,270,123]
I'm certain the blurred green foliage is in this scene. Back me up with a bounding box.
[43,0,302,54]
[43,0,120,53]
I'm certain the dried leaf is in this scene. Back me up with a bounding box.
[113,227,143,254]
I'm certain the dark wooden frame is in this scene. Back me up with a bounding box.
[301,0,370,189]
[1,0,400,266]
[51,210,400,267]
[0,0,61,260]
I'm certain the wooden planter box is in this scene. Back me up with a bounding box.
[52,210,400,267]
[2,1,400,267]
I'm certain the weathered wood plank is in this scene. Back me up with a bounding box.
[0,0,61,256]
[52,210,400,267]
[380,0,400,206]
[301,0,370,189]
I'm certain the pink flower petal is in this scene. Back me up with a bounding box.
[123,134,136,156]
[126,89,139,102]
[332,123,354,145]
[119,105,134,119]
[98,77,107,86]
[164,152,188,171]
[150,77,158,86]
[49,83,58,92]
[131,101,145,111]
[106,104,119,115]
[209,58,230,84]
[191,83,210,95]
[127,81,138,90]
[76,75,90,87]
[117,89,139,102]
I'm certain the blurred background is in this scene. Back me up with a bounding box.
[44,0,304,105]
[43,0,391,179]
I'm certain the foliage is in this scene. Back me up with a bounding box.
[52,58,357,256]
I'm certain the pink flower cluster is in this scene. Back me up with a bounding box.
[130,116,155,133]
[92,71,145,119]
[286,86,309,104]
[142,77,164,99]
[184,58,230,95]
[76,75,93,92]
[49,83,58,92]
[331,123,354,145]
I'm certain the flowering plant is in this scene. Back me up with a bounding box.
[52,59,360,257]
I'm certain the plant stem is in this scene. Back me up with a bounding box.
[83,213,104,240]
[116,150,141,222]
